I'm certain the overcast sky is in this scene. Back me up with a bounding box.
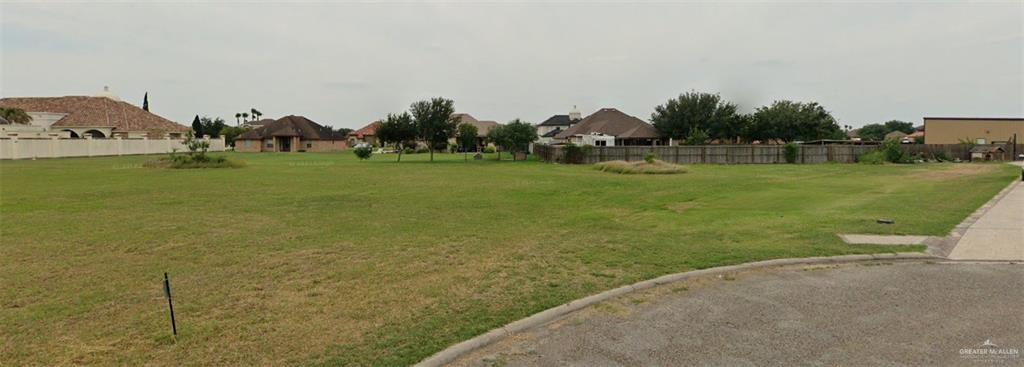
[2,1,1021,129]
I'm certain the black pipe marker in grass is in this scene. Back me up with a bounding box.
[163,273,177,339]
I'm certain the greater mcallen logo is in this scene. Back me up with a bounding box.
[960,339,1020,363]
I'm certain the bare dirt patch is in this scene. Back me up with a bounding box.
[594,160,687,174]
[910,164,998,181]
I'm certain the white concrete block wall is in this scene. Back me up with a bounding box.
[0,136,226,160]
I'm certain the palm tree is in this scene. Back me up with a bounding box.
[251,108,262,121]
[241,112,250,122]
[0,107,33,124]
[235,113,242,125]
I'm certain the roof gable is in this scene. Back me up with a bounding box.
[554,108,658,139]
[237,115,342,141]
[538,115,576,127]
[453,113,479,125]
[348,120,380,138]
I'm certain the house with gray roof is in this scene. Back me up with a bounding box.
[553,108,664,146]
[536,106,583,144]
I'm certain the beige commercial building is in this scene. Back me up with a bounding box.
[923,117,1024,145]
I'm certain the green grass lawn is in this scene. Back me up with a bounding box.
[0,152,1016,366]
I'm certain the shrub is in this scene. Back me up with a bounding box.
[403,147,415,155]
[181,134,211,163]
[858,150,885,164]
[933,150,951,162]
[783,142,799,163]
[684,128,710,145]
[562,143,592,164]
[144,154,245,169]
[144,135,245,169]
[482,146,496,154]
[415,146,430,154]
[644,151,656,164]
[880,139,908,163]
[595,160,687,174]
[353,145,373,160]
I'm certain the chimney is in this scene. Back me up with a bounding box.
[569,105,582,121]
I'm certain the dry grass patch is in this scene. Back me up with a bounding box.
[594,160,687,174]
[909,163,999,181]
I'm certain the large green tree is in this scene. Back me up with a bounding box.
[884,120,915,134]
[376,112,418,162]
[334,127,354,137]
[456,123,479,161]
[501,119,538,160]
[651,92,741,143]
[748,101,843,142]
[0,107,33,125]
[201,117,227,138]
[219,125,247,147]
[486,124,508,160]
[410,97,458,162]
[857,120,915,141]
[857,123,889,141]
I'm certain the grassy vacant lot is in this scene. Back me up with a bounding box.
[0,152,1016,366]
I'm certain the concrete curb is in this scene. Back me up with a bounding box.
[414,252,938,367]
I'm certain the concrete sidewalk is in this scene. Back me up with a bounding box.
[948,168,1023,261]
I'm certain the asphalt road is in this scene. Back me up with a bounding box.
[453,262,1024,366]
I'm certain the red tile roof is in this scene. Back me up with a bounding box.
[0,96,188,133]
[348,120,380,138]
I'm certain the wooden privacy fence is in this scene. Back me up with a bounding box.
[534,143,1024,164]
[902,144,1023,161]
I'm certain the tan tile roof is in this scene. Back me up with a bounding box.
[453,113,479,124]
[470,120,500,137]
[0,96,188,132]
[454,113,501,137]
[554,108,658,139]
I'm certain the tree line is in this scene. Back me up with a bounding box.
[650,91,850,144]
[374,97,536,162]
[855,120,915,142]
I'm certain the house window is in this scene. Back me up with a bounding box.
[307,143,312,148]
[595,140,607,147]
[266,143,273,148]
